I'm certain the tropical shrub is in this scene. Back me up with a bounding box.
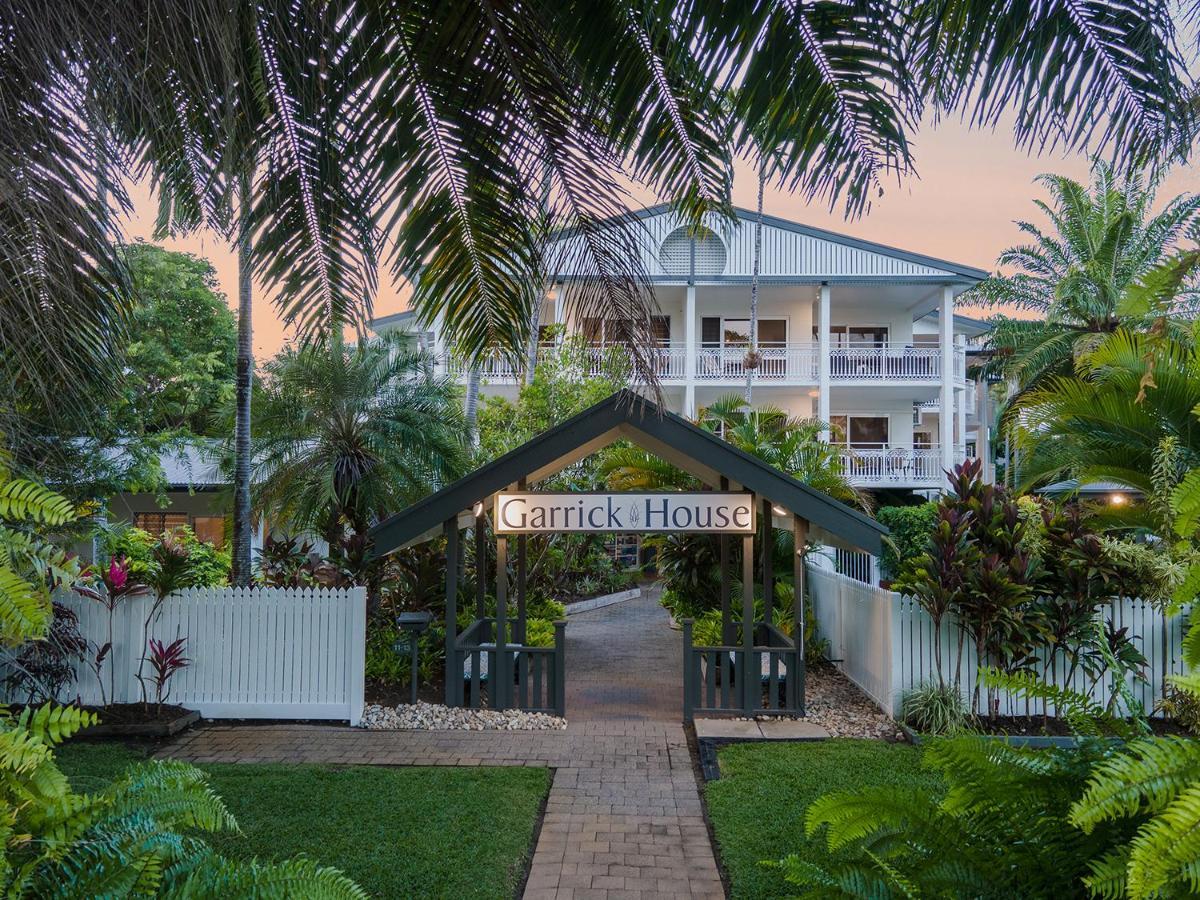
[894,461,1143,717]
[876,503,936,581]
[102,524,230,588]
[4,601,87,704]
[523,618,558,648]
[145,636,189,712]
[255,534,338,587]
[0,703,365,897]
[899,681,975,735]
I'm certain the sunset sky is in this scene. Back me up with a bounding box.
[117,118,1200,358]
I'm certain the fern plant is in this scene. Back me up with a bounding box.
[1066,654,1200,898]
[0,462,80,648]
[778,734,1125,898]
[0,701,366,898]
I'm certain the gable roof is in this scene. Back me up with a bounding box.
[550,204,988,284]
[369,390,885,556]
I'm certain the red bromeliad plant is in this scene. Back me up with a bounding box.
[145,637,189,713]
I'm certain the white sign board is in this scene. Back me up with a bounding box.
[493,492,755,534]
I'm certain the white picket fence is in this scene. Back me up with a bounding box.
[807,563,1189,719]
[22,586,367,725]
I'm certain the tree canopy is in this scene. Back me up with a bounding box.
[118,243,237,437]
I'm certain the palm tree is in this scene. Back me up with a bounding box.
[250,335,468,549]
[1,0,1193,405]
[745,161,766,405]
[970,160,1200,425]
[231,175,255,584]
[1017,327,1200,507]
[699,395,869,510]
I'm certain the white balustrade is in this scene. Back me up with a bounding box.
[694,344,817,382]
[828,343,945,380]
[838,446,944,487]
[438,341,967,388]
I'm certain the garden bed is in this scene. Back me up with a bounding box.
[60,704,200,738]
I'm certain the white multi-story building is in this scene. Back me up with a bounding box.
[372,205,993,495]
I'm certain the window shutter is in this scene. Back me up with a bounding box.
[701,317,720,346]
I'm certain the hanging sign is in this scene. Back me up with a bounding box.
[493,492,755,534]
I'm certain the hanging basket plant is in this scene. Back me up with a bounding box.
[743,349,761,370]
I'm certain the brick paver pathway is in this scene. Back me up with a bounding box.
[159,589,725,898]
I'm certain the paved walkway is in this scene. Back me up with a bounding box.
[159,590,725,898]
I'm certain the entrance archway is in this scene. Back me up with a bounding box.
[369,390,884,721]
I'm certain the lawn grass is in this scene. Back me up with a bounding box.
[56,741,550,899]
[704,739,942,898]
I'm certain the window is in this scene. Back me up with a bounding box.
[914,431,933,449]
[133,512,188,535]
[713,318,786,347]
[829,415,889,448]
[193,516,227,549]
[758,319,787,347]
[814,325,890,346]
[581,317,670,346]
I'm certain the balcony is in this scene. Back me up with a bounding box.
[839,446,944,488]
[441,342,965,388]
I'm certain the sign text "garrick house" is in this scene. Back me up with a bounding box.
[493,492,755,534]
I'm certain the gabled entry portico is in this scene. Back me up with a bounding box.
[369,389,885,721]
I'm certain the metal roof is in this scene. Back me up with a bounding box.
[369,389,886,556]
[550,204,989,284]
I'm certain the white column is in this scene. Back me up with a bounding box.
[684,285,697,417]
[939,286,955,478]
[978,377,992,483]
[818,284,831,439]
[552,286,564,330]
[955,333,967,461]
[431,311,446,375]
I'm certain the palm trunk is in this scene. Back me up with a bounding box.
[465,367,481,447]
[231,173,254,586]
[745,163,765,405]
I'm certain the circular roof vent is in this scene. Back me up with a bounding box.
[659,225,727,277]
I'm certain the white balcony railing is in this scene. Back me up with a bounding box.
[440,342,965,387]
[839,447,943,487]
[695,344,817,382]
[829,344,944,381]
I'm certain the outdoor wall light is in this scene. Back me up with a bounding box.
[1109,493,1128,507]
[772,505,786,516]
[472,500,484,517]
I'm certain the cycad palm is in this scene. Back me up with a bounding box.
[250,335,468,543]
[971,161,1200,423]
